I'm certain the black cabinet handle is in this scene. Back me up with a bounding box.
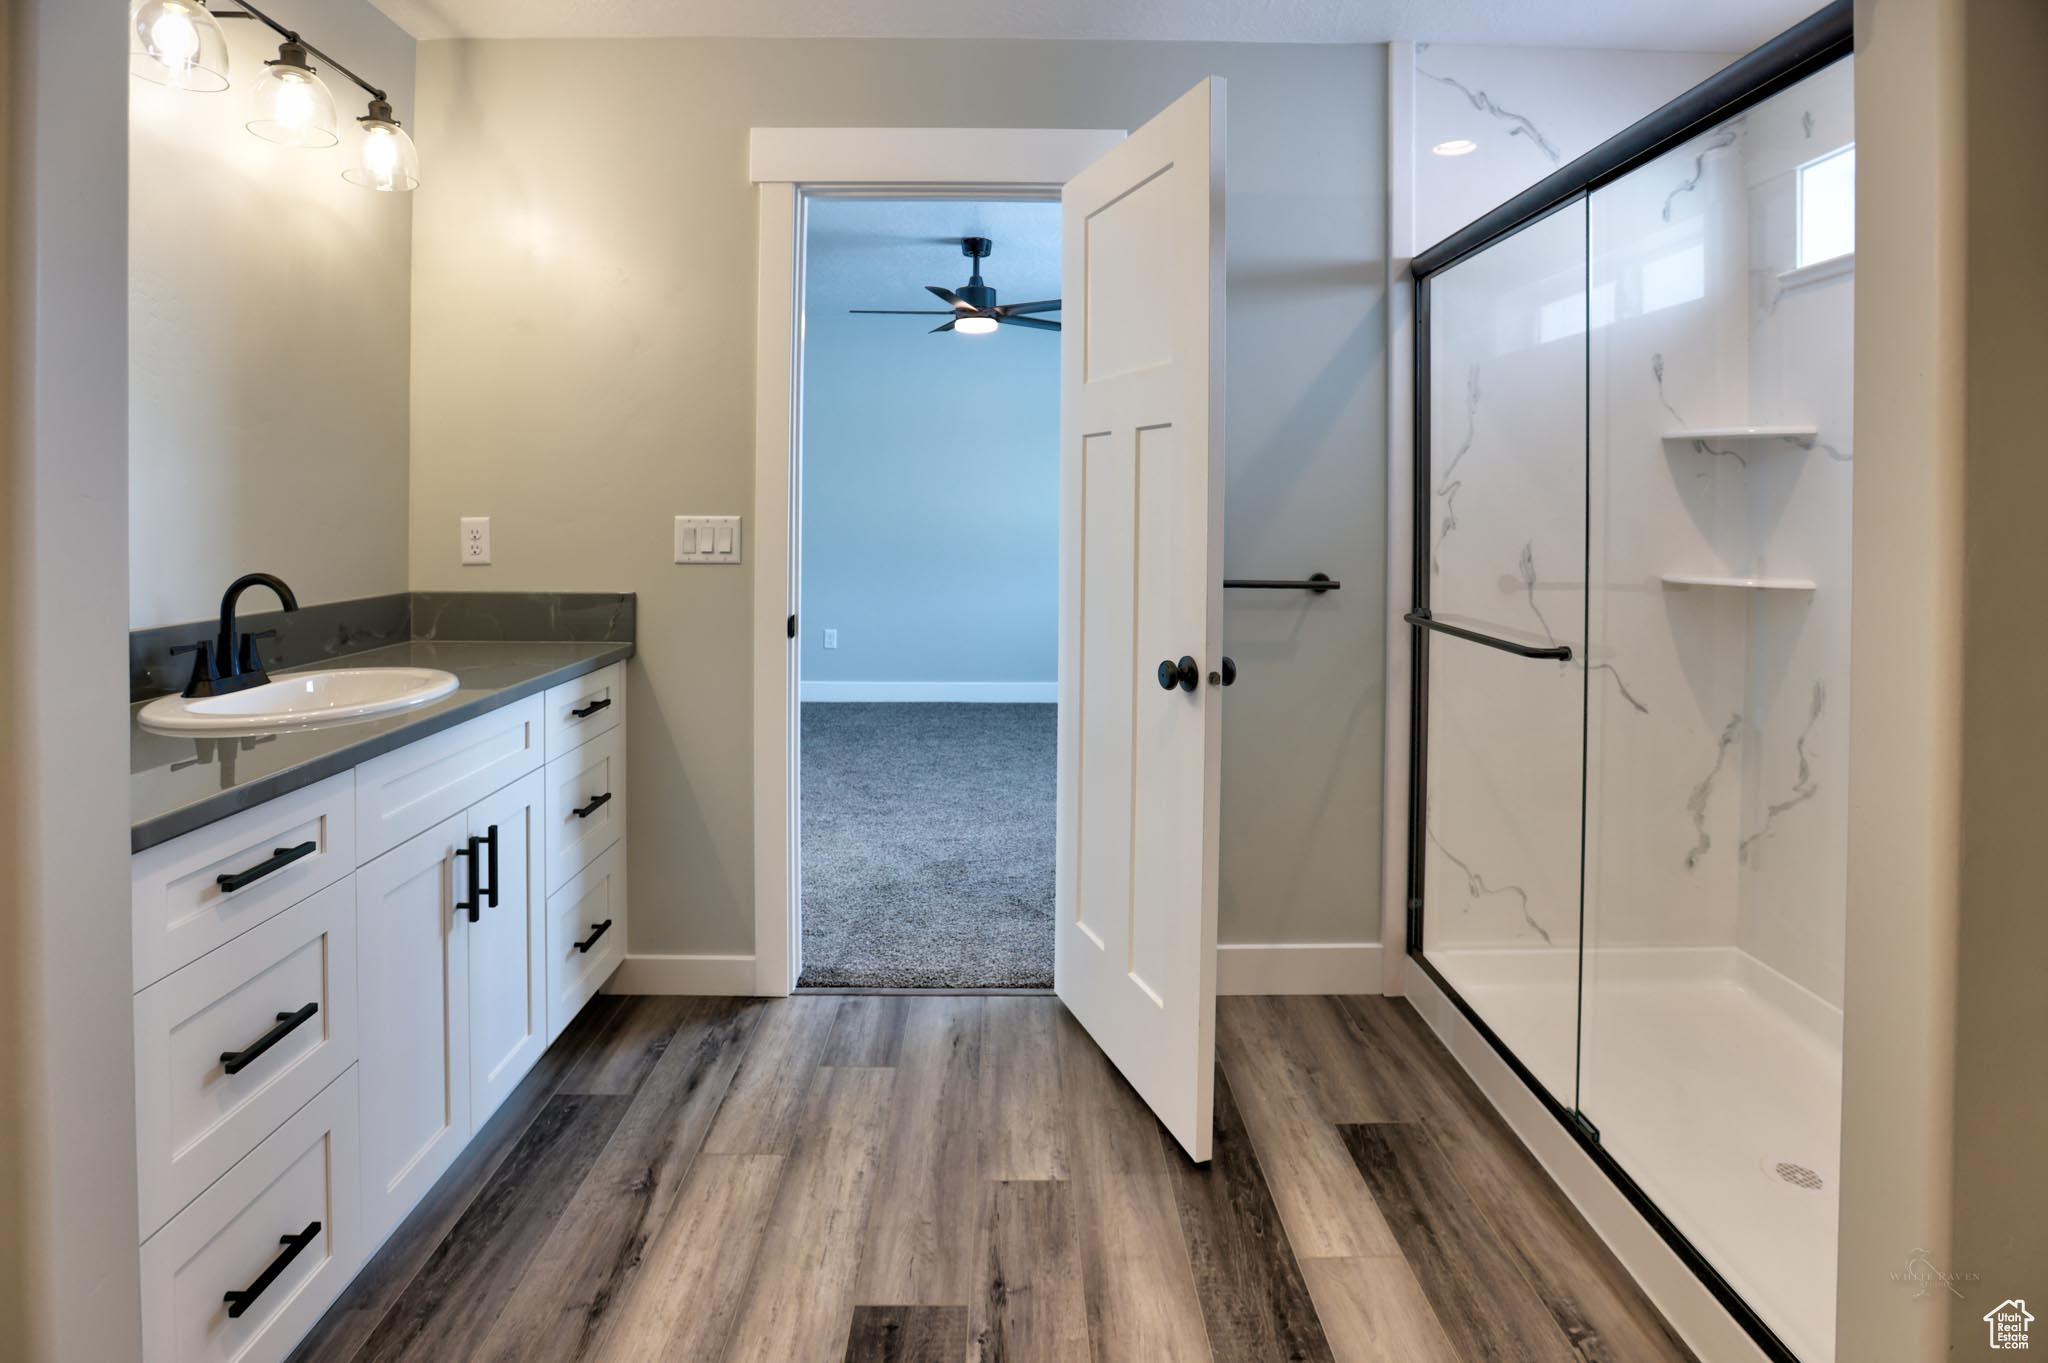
[1208,656,1237,687]
[220,1002,320,1076]
[454,836,483,923]
[217,841,317,893]
[570,696,612,719]
[573,919,613,953]
[573,792,612,820]
[1156,656,1199,693]
[223,1220,321,1319]
[483,824,501,909]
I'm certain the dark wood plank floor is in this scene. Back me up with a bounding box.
[290,994,1696,1363]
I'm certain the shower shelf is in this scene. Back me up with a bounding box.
[1661,425,1818,441]
[1661,573,1817,591]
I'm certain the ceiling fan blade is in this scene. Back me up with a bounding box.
[930,319,958,333]
[998,299,1062,316]
[926,285,975,313]
[996,314,1060,332]
[849,309,959,315]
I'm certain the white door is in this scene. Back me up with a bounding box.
[467,769,545,1127]
[1055,78,1226,1162]
[357,811,472,1247]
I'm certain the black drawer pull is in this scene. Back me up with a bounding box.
[217,841,317,893]
[573,919,613,953]
[220,1002,320,1076]
[223,1220,321,1319]
[454,835,483,923]
[483,823,501,908]
[570,696,612,719]
[573,792,612,819]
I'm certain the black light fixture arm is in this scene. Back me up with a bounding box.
[210,1,388,102]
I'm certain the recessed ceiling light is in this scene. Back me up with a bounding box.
[1432,138,1479,157]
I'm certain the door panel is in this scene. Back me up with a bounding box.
[467,770,545,1128]
[356,812,471,1248]
[1417,202,1589,1108]
[1056,78,1226,1162]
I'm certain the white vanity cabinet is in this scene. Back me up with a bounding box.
[129,665,629,1363]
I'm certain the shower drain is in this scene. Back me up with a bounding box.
[1768,1160,1826,1191]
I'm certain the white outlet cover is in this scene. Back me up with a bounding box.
[461,516,491,566]
[823,628,838,648]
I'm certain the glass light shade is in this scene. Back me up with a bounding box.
[130,0,230,92]
[955,315,999,335]
[247,62,340,148]
[343,118,421,192]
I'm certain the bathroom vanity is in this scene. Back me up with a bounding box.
[126,636,630,1363]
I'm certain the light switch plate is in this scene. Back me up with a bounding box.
[823,629,838,649]
[461,516,491,566]
[674,515,742,565]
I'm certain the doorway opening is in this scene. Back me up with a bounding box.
[793,196,1061,990]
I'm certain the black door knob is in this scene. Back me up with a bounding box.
[1157,656,1199,693]
[1209,656,1237,687]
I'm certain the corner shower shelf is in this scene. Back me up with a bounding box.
[1661,425,1818,441]
[1661,573,1817,591]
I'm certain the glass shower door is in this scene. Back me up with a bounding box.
[1417,203,1589,1107]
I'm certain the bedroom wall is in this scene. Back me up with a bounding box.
[798,199,1060,701]
[408,36,1386,957]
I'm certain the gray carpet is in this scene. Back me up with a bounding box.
[798,702,1055,989]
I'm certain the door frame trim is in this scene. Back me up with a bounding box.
[749,127,1125,996]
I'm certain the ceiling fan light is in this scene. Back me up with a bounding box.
[955,316,999,336]
[247,42,340,148]
[130,0,230,92]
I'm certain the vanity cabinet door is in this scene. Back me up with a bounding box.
[355,812,471,1251]
[465,770,545,1130]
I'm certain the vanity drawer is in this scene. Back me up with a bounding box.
[139,1070,361,1363]
[543,723,625,893]
[134,878,357,1238]
[132,772,356,990]
[354,694,543,863]
[543,661,624,758]
[547,841,626,1042]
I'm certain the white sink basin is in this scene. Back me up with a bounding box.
[138,667,460,734]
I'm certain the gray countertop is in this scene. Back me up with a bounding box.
[131,639,634,853]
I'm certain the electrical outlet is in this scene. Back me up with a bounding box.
[461,516,491,566]
[823,629,838,649]
[674,515,743,564]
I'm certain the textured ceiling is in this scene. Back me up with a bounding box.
[804,198,1060,315]
[371,0,1815,53]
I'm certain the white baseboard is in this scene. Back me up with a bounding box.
[799,680,1057,703]
[1217,942,1384,995]
[607,953,758,996]
[1402,959,1773,1363]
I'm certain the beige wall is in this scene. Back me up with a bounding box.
[128,0,415,628]
[1948,0,2048,1344]
[410,37,1387,957]
[4,2,138,1358]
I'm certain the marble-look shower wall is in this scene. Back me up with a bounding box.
[1413,46,1854,1012]
[1585,60,1854,1008]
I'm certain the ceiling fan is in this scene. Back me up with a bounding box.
[849,237,1060,335]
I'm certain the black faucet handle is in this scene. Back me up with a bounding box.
[170,640,220,698]
[238,629,279,678]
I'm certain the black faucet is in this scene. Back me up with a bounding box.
[175,573,299,698]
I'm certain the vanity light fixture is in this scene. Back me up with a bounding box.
[246,39,338,147]
[129,0,418,191]
[1432,138,1480,156]
[343,98,421,192]
[130,0,231,91]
